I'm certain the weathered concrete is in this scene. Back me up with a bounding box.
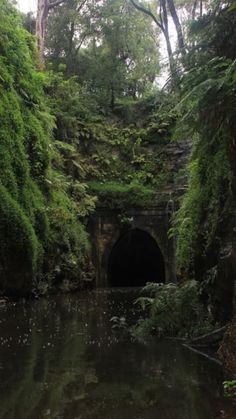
[89,198,176,287]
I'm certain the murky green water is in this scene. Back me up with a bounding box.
[0,288,235,419]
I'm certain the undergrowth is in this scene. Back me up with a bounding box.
[132,281,214,339]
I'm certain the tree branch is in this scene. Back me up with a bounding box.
[192,0,198,20]
[167,0,185,53]
[48,0,64,10]
[159,1,163,28]
[76,0,87,13]
[75,34,88,52]
[129,0,163,31]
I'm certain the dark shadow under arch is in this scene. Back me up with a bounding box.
[108,229,165,287]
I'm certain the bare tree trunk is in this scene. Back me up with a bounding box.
[192,0,198,20]
[110,83,115,111]
[200,0,203,17]
[36,0,49,62]
[130,0,175,80]
[163,30,175,77]
[167,0,185,56]
[36,0,66,62]
[160,0,175,79]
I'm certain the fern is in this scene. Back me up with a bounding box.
[133,281,213,338]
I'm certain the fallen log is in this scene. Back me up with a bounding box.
[183,343,222,365]
[188,326,227,347]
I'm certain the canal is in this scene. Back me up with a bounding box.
[0,288,235,419]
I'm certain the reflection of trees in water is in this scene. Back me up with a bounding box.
[0,297,89,419]
[0,293,229,419]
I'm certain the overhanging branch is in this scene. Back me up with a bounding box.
[129,0,163,31]
[76,0,87,13]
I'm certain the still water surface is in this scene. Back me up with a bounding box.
[0,288,235,419]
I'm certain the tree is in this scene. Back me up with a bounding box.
[46,0,160,109]
[129,0,185,78]
[45,0,98,72]
[36,0,63,60]
[36,0,87,61]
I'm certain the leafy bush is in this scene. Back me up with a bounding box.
[88,180,155,209]
[133,281,213,338]
[223,380,236,399]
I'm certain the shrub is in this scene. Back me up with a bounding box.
[133,281,213,338]
[88,180,155,209]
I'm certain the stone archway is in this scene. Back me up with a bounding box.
[89,206,176,286]
[107,228,165,287]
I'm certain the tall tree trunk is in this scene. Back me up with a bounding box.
[68,21,75,57]
[160,0,175,79]
[200,0,203,17]
[66,20,75,73]
[163,30,175,78]
[192,0,198,20]
[130,0,175,80]
[36,0,66,62]
[166,0,185,56]
[36,0,49,62]
[110,83,115,111]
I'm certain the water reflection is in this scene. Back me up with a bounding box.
[0,289,235,419]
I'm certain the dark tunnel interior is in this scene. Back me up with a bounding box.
[108,229,165,287]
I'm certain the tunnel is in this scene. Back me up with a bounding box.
[108,229,165,287]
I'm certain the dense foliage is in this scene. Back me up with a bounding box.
[46,0,160,109]
[173,3,236,282]
[46,71,177,211]
[0,0,93,294]
[133,281,213,338]
[1,0,236,313]
[0,0,174,294]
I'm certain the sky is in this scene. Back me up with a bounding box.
[17,0,37,13]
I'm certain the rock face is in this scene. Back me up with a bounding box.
[213,200,236,375]
[216,143,236,375]
[88,139,191,288]
[217,246,236,375]
[219,314,236,377]
[163,140,192,180]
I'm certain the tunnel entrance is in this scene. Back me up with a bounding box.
[108,229,165,287]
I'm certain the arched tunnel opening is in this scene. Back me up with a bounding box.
[108,229,165,287]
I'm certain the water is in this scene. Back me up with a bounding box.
[0,288,235,419]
